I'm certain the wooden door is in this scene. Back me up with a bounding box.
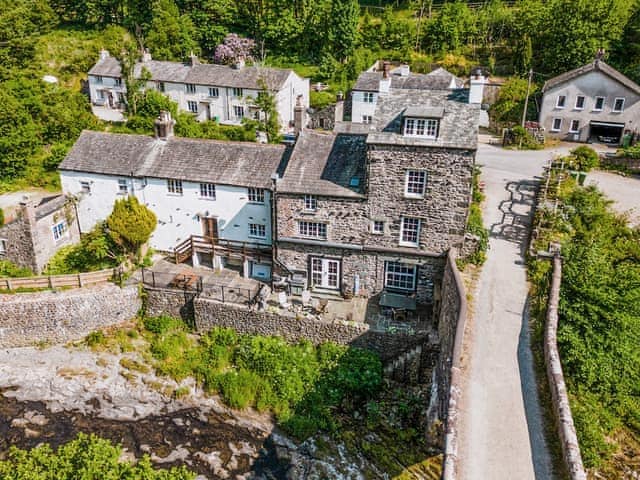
[202,217,218,242]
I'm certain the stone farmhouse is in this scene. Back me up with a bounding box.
[276,88,479,306]
[0,195,80,274]
[88,50,310,130]
[539,56,640,145]
[59,114,282,280]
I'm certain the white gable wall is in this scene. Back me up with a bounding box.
[351,90,378,123]
[60,171,272,252]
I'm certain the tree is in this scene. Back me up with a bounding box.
[489,77,538,126]
[213,33,255,65]
[106,196,156,258]
[0,88,40,179]
[145,0,198,61]
[611,1,640,82]
[423,1,477,54]
[253,79,281,142]
[327,0,359,62]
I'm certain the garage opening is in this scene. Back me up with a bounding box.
[589,121,625,145]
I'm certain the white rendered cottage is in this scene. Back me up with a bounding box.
[59,123,284,280]
[88,50,309,131]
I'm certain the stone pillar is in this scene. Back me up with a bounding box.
[294,95,306,136]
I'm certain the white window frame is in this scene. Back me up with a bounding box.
[569,120,580,133]
[551,118,562,132]
[405,170,427,197]
[362,115,373,124]
[371,220,384,235]
[208,87,219,98]
[248,187,265,203]
[384,261,416,291]
[304,194,317,211]
[249,223,266,239]
[187,101,198,113]
[115,77,122,87]
[80,181,91,194]
[52,221,67,242]
[167,179,183,195]
[0,238,7,255]
[186,83,196,94]
[363,92,375,103]
[400,216,420,247]
[613,97,625,112]
[310,257,340,290]
[95,75,103,84]
[117,179,128,194]
[158,81,165,93]
[594,96,605,111]
[233,105,245,118]
[404,118,438,139]
[298,221,327,240]
[199,183,216,199]
[232,87,243,97]
[574,95,585,110]
[556,95,566,108]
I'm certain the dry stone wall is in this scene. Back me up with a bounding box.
[145,286,198,320]
[0,284,140,347]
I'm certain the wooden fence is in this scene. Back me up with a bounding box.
[0,268,119,292]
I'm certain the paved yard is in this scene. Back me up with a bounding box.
[587,170,640,226]
[457,143,565,480]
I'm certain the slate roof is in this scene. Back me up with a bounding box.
[542,60,640,95]
[88,56,122,78]
[366,89,479,150]
[35,195,69,220]
[60,131,285,189]
[278,131,367,198]
[353,67,463,92]
[404,106,445,118]
[132,61,293,90]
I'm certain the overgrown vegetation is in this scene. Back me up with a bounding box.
[0,260,33,278]
[0,433,194,479]
[461,166,488,266]
[529,166,640,476]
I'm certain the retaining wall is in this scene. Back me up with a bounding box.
[438,249,468,480]
[145,286,198,321]
[545,254,587,480]
[600,155,640,173]
[194,297,429,361]
[0,284,140,347]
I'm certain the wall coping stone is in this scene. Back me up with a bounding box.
[545,253,587,480]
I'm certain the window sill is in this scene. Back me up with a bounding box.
[398,242,419,248]
[167,193,184,197]
[248,235,267,240]
[550,129,561,133]
[198,197,216,201]
[592,109,603,112]
[298,235,328,241]
[371,231,384,235]
[248,201,266,205]
[404,194,425,200]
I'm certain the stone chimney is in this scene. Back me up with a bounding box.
[379,62,391,94]
[399,64,410,77]
[468,67,486,104]
[595,48,606,64]
[189,51,199,66]
[142,49,152,62]
[294,95,306,136]
[99,49,110,61]
[232,57,246,70]
[335,91,344,123]
[19,197,38,233]
[154,110,175,139]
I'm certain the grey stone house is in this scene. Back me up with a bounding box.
[275,89,479,305]
[539,59,640,144]
[0,195,80,274]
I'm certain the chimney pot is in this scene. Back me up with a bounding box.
[154,110,175,139]
[294,95,306,136]
[99,49,109,60]
[142,49,152,62]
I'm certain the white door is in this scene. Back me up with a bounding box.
[311,258,340,290]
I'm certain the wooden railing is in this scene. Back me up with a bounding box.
[173,235,272,265]
[0,268,119,292]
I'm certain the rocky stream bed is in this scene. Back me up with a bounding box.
[0,345,375,479]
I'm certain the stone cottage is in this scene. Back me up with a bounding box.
[0,195,80,274]
[274,88,479,306]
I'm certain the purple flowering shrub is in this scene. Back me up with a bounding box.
[213,33,256,65]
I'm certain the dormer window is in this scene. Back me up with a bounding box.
[404,118,438,138]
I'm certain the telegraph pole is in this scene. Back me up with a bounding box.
[521,68,533,128]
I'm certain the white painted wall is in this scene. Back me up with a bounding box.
[88,75,126,106]
[60,171,273,252]
[351,90,378,123]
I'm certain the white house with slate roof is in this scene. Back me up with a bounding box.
[88,50,309,130]
[350,62,465,124]
[59,120,285,279]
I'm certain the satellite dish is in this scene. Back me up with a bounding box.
[42,75,58,84]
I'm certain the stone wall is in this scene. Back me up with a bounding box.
[277,242,445,302]
[0,197,80,274]
[545,254,587,480]
[194,297,429,361]
[436,249,467,480]
[600,154,640,173]
[367,146,475,255]
[145,286,198,321]
[0,284,140,347]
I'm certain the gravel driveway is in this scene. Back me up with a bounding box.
[457,143,569,480]
[586,170,640,226]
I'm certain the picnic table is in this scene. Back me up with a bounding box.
[170,272,199,289]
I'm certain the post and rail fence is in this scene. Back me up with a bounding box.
[0,268,120,292]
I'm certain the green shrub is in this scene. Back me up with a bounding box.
[570,145,599,172]
[215,369,263,409]
[0,260,33,277]
[85,330,106,347]
[144,315,186,335]
[0,207,4,226]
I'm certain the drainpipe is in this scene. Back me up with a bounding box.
[270,173,279,276]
